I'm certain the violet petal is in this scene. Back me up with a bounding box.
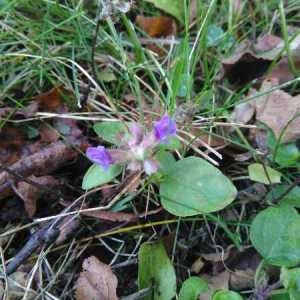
[153,113,176,142]
[86,146,112,170]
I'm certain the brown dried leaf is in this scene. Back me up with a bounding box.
[135,15,176,37]
[0,126,25,165]
[255,80,300,142]
[39,124,60,143]
[230,268,255,290]
[200,271,230,300]
[219,40,270,85]
[56,216,80,245]
[34,87,72,111]
[220,35,283,85]
[253,34,283,53]
[266,57,300,84]
[0,141,77,188]
[16,175,60,218]
[231,102,255,124]
[75,256,118,300]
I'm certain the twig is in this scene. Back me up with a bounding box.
[4,225,59,275]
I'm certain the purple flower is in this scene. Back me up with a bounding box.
[128,122,143,146]
[86,146,112,170]
[153,113,177,142]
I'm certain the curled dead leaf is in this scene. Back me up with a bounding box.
[75,256,118,300]
[135,15,176,37]
[219,33,300,85]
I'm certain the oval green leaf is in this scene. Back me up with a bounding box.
[82,164,122,190]
[159,157,237,216]
[248,163,281,185]
[266,185,300,208]
[212,290,243,300]
[250,206,300,267]
[179,277,208,300]
[281,267,300,300]
[93,121,127,145]
[138,241,176,300]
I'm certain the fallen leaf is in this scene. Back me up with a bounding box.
[219,40,273,85]
[15,175,60,218]
[0,125,25,165]
[75,256,118,300]
[267,57,300,84]
[200,271,230,300]
[55,216,80,245]
[34,87,64,111]
[136,15,176,37]
[255,79,300,142]
[219,33,300,85]
[0,141,78,198]
[231,102,255,124]
[39,124,60,143]
[230,268,255,290]
[253,34,283,53]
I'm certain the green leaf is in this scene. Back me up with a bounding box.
[266,185,300,208]
[93,121,127,145]
[160,157,237,216]
[143,0,184,23]
[157,136,182,151]
[273,143,300,167]
[281,267,300,300]
[155,150,176,173]
[138,241,176,300]
[250,206,300,267]
[212,290,243,300]
[248,163,281,185]
[178,277,208,300]
[82,164,122,190]
[271,293,291,300]
[206,25,225,47]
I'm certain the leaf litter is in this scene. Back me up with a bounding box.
[1,2,300,300]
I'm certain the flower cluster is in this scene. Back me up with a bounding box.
[86,114,177,175]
